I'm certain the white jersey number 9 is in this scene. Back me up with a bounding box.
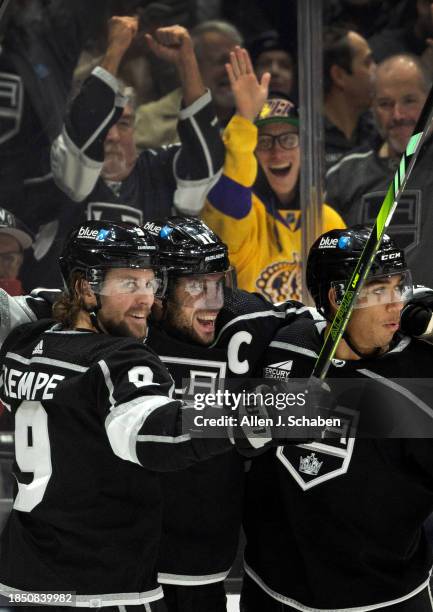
[14,401,52,512]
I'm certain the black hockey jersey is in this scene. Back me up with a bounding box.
[0,320,230,605]
[244,315,433,610]
[149,291,313,585]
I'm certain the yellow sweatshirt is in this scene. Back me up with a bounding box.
[203,115,346,303]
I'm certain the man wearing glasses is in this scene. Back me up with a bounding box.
[203,47,345,303]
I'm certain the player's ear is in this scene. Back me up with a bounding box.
[328,286,339,312]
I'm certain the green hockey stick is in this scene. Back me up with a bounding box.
[312,88,433,380]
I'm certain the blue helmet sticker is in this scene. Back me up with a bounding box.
[96,229,110,242]
[160,225,174,239]
[338,236,351,250]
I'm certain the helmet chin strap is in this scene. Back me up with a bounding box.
[84,295,105,333]
[342,330,382,360]
[322,307,382,360]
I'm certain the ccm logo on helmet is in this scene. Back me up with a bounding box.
[380,252,401,261]
[78,227,111,241]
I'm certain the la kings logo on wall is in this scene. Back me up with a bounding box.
[361,190,421,254]
[0,72,23,144]
[276,404,359,490]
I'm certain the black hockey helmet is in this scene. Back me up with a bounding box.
[142,217,231,276]
[306,225,411,315]
[59,221,164,296]
[142,217,234,308]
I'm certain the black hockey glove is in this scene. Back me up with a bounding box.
[400,286,433,337]
[230,377,331,457]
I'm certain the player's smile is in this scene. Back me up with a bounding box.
[194,310,219,339]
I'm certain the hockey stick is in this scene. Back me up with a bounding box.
[312,86,433,380]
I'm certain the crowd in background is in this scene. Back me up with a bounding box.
[1,0,433,300]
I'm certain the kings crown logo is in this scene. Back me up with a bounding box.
[299,452,323,476]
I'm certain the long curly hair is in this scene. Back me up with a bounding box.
[52,272,86,329]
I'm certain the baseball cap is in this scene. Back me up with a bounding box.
[255,97,299,128]
[0,208,34,250]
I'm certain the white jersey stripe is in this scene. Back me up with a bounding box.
[6,352,88,372]
[268,341,319,359]
[105,395,175,464]
[158,569,230,585]
[244,563,431,612]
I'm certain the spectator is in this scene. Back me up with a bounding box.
[248,30,296,99]
[323,25,377,169]
[134,19,242,149]
[203,47,345,303]
[51,17,224,226]
[369,0,433,78]
[0,207,33,296]
[325,54,433,285]
[73,0,199,106]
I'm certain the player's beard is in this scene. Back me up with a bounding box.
[97,313,148,341]
[164,302,216,346]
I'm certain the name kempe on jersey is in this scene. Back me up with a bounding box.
[0,320,229,605]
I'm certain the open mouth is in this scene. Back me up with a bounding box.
[269,163,292,177]
[196,313,218,333]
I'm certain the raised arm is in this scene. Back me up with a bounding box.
[202,48,270,251]
[50,16,138,202]
[226,46,270,122]
[145,26,225,215]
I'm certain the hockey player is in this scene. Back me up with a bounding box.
[143,216,314,612]
[0,220,236,609]
[241,226,433,611]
